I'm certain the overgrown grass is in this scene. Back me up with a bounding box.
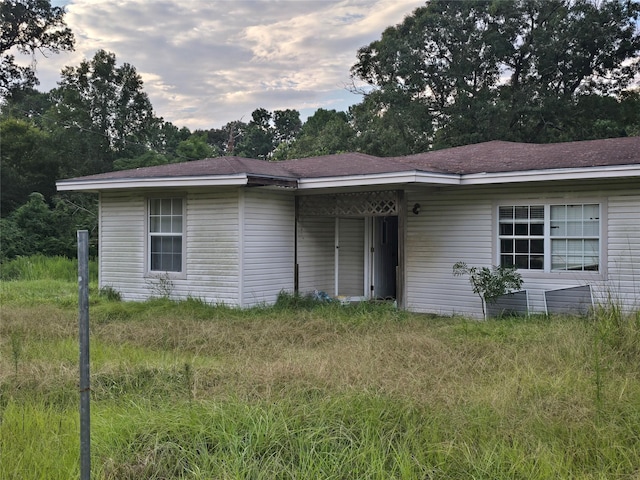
[0,254,98,282]
[1,257,639,478]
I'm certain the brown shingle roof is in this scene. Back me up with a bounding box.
[395,137,640,174]
[67,156,296,182]
[60,136,640,183]
[280,152,409,177]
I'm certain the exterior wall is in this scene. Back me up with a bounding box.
[184,189,241,305]
[296,216,335,295]
[405,180,640,317]
[241,189,295,307]
[337,217,365,297]
[606,193,640,310]
[405,187,493,317]
[99,191,147,299]
[99,189,241,305]
[99,179,638,316]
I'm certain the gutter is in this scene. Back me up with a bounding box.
[56,173,250,191]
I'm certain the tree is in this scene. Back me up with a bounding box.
[0,86,52,122]
[233,108,302,159]
[0,118,59,216]
[280,109,355,159]
[350,89,433,156]
[273,109,302,145]
[147,121,192,160]
[0,192,95,260]
[0,0,74,95]
[351,0,640,147]
[113,151,170,171]
[205,120,247,156]
[236,108,275,159]
[175,131,215,160]
[49,49,156,174]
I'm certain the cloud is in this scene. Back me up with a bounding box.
[18,0,424,130]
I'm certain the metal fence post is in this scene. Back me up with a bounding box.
[78,230,91,480]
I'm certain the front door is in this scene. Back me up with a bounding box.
[334,216,398,300]
[373,216,398,299]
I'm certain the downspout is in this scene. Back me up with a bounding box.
[238,188,244,307]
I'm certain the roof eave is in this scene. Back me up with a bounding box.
[55,164,640,192]
[460,164,640,185]
[56,174,251,192]
[297,171,460,189]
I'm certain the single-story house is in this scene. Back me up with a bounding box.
[57,136,640,318]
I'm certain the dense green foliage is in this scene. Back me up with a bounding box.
[351,0,640,148]
[0,0,75,94]
[0,118,58,215]
[1,257,639,478]
[0,192,97,262]
[1,0,639,260]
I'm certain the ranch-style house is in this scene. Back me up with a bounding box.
[57,136,640,318]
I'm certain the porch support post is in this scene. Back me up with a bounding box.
[294,196,299,294]
[396,190,406,309]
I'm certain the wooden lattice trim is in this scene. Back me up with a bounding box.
[298,191,398,217]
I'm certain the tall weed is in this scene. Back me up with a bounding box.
[0,254,98,282]
[593,295,640,363]
[0,400,80,480]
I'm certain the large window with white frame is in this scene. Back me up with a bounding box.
[148,198,184,273]
[498,203,600,272]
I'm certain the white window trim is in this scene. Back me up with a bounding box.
[145,195,187,279]
[493,199,607,280]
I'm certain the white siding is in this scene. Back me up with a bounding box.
[297,216,335,295]
[337,217,365,297]
[180,189,241,305]
[604,193,640,310]
[99,192,147,299]
[100,189,241,305]
[99,179,639,315]
[405,188,493,317]
[404,181,640,317]
[241,189,295,307]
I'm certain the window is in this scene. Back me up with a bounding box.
[499,205,544,269]
[550,204,599,271]
[498,203,600,272]
[149,198,183,272]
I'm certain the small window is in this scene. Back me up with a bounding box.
[498,203,600,272]
[149,198,183,272]
[498,205,544,270]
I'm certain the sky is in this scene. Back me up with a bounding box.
[20,0,426,131]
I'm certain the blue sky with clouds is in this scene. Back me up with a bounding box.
[23,1,425,130]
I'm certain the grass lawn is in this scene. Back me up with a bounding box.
[1,256,639,479]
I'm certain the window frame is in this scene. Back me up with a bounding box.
[494,200,606,277]
[146,196,187,278]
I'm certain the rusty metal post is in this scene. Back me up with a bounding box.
[78,230,91,480]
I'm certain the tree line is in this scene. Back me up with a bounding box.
[1,0,639,260]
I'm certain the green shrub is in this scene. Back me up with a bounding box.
[99,285,122,302]
[0,192,97,261]
[453,262,523,318]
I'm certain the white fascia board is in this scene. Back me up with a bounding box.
[297,171,460,189]
[461,165,640,185]
[56,174,249,191]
